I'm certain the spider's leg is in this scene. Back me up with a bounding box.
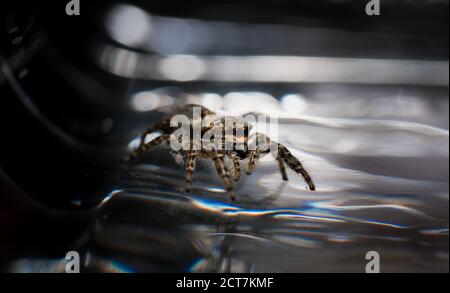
[245,149,260,175]
[185,150,200,193]
[227,151,241,181]
[277,156,289,181]
[136,119,173,152]
[211,151,236,200]
[135,104,209,150]
[127,134,172,160]
[245,132,270,175]
[277,143,316,191]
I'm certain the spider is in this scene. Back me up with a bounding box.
[125,104,315,200]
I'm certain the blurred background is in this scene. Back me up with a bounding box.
[0,0,448,272]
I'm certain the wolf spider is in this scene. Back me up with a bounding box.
[126,104,315,200]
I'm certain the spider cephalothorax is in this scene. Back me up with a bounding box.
[126,104,315,200]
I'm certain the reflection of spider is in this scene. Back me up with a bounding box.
[126,104,315,200]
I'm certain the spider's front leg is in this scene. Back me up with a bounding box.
[277,143,316,191]
[247,132,315,190]
[245,149,260,176]
[185,150,200,193]
[244,146,286,179]
[245,132,268,175]
[210,151,236,201]
[227,151,241,181]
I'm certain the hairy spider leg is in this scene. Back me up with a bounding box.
[245,132,268,175]
[245,149,260,175]
[127,133,172,160]
[133,104,213,158]
[277,143,316,191]
[136,119,173,153]
[185,150,200,193]
[247,132,315,191]
[277,156,289,181]
[211,151,236,200]
[227,151,241,181]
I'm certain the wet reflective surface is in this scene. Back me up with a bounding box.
[2,1,448,273]
[8,91,449,273]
